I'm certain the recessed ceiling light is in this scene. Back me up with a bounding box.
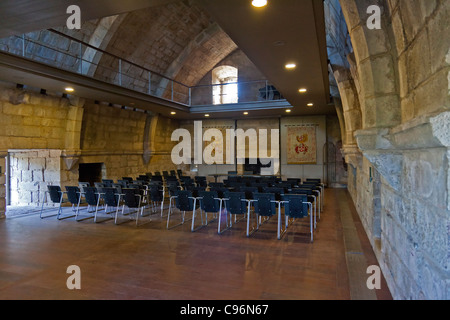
[307,103,314,107]
[205,114,210,117]
[252,0,268,8]
[171,112,176,115]
[299,88,307,93]
[65,87,74,92]
[286,109,292,113]
[285,63,296,70]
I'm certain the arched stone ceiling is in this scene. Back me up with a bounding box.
[93,0,238,88]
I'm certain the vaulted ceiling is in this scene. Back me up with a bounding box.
[0,0,333,119]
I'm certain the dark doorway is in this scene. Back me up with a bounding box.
[79,163,103,186]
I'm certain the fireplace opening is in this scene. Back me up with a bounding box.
[79,163,104,186]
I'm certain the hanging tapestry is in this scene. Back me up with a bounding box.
[287,126,317,164]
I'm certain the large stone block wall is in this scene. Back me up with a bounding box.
[9,150,62,205]
[79,102,179,182]
[0,83,180,208]
[332,0,449,299]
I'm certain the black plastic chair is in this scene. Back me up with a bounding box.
[59,186,82,220]
[76,187,100,222]
[166,190,195,230]
[250,193,277,237]
[224,191,256,236]
[147,185,165,216]
[302,182,323,212]
[98,187,121,219]
[115,188,144,226]
[290,188,318,223]
[281,194,313,242]
[40,185,65,219]
[199,191,227,234]
[195,176,207,188]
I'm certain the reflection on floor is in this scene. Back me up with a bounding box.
[0,189,392,300]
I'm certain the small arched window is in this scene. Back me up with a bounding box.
[212,66,238,105]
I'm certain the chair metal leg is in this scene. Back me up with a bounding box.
[40,191,58,219]
[94,197,112,224]
[217,199,229,234]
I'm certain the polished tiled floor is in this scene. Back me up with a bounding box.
[0,189,392,300]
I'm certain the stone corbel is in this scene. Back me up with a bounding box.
[341,144,363,169]
[61,151,81,171]
[354,128,403,191]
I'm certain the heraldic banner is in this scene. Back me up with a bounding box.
[286,126,317,164]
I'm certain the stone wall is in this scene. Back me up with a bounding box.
[0,83,180,208]
[79,102,180,182]
[332,0,450,299]
[9,150,61,206]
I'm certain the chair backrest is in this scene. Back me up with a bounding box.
[175,190,194,211]
[151,175,163,182]
[78,182,90,192]
[94,182,105,190]
[290,188,313,195]
[117,180,129,187]
[102,179,114,187]
[209,182,224,189]
[84,187,99,206]
[65,186,81,205]
[149,185,164,201]
[253,193,276,217]
[240,187,259,200]
[209,187,228,199]
[198,191,220,213]
[287,178,301,186]
[122,188,141,208]
[102,188,119,207]
[195,176,207,187]
[282,194,308,218]
[47,185,62,203]
[263,187,285,201]
[224,192,247,215]
[112,183,123,194]
[186,186,205,198]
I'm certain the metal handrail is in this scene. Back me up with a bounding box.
[0,29,286,107]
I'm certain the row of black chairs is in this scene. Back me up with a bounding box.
[39,174,323,241]
[39,183,164,226]
[166,180,324,242]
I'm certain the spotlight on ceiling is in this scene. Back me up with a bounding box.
[252,0,268,8]
[307,103,314,107]
[299,88,307,93]
[65,87,74,93]
[285,63,297,70]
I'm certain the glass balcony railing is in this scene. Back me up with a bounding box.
[0,29,286,107]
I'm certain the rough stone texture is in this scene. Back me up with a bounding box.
[334,0,450,300]
[0,85,180,206]
[9,150,61,205]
